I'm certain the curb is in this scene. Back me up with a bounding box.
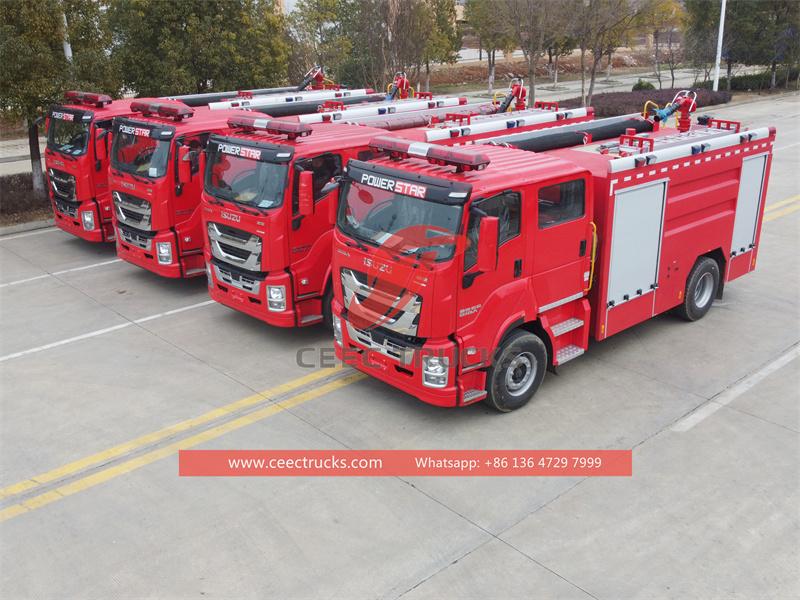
[0,219,55,237]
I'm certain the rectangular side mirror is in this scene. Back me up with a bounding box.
[299,170,314,216]
[476,216,499,272]
[178,146,192,184]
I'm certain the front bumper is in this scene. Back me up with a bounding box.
[52,197,114,243]
[115,225,202,278]
[207,262,299,327]
[334,305,461,407]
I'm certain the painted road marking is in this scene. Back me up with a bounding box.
[0,258,122,288]
[671,344,800,432]
[0,372,366,522]
[773,140,800,152]
[764,203,800,222]
[0,367,340,499]
[0,300,215,363]
[764,194,800,213]
[0,227,58,241]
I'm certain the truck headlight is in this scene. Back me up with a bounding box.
[81,210,95,231]
[267,285,286,312]
[422,355,449,388]
[333,316,343,345]
[156,241,173,265]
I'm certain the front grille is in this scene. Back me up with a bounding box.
[207,222,262,272]
[49,169,76,201]
[54,197,79,218]
[117,224,154,250]
[213,263,263,294]
[345,322,415,364]
[340,268,421,336]
[113,191,152,231]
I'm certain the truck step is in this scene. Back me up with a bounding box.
[550,318,584,337]
[556,344,585,365]
[462,389,487,404]
[300,315,323,325]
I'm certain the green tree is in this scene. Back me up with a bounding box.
[0,0,70,196]
[288,0,351,81]
[63,0,122,93]
[421,0,461,91]
[108,0,289,97]
[465,0,515,94]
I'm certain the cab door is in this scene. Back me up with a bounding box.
[288,152,343,298]
[531,175,592,312]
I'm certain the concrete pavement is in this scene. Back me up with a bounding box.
[0,93,798,599]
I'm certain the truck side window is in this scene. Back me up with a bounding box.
[292,152,343,214]
[463,191,521,270]
[538,179,585,229]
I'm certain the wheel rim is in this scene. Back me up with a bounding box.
[504,352,537,397]
[693,272,714,308]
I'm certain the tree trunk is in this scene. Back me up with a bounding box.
[654,30,661,89]
[479,40,482,62]
[606,51,612,82]
[425,61,431,92]
[488,50,496,94]
[528,57,536,102]
[28,119,45,198]
[726,60,733,91]
[580,47,586,105]
[554,54,559,86]
[770,61,777,90]
[586,54,603,105]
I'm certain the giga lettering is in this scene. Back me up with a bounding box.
[359,173,426,199]
[218,143,262,160]
[119,124,152,137]
[51,112,75,122]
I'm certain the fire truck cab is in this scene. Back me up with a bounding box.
[109,101,253,278]
[331,117,776,411]
[45,92,136,242]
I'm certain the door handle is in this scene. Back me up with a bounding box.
[579,239,587,256]
[514,259,522,277]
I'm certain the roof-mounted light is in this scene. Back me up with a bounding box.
[64,91,113,107]
[130,101,194,121]
[226,116,313,140]
[369,136,490,173]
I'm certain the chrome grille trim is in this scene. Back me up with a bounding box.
[117,225,152,250]
[54,197,79,218]
[344,321,415,365]
[113,191,152,230]
[49,169,76,201]
[213,263,262,294]
[340,268,421,336]
[207,222,262,272]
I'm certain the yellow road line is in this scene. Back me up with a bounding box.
[765,203,800,222]
[0,372,366,523]
[0,367,340,500]
[765,194,800,212]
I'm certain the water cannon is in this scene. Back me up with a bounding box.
[386,72,411,101]
[648,90,697,133]
[495,78,528,113]
[299,66,327,91]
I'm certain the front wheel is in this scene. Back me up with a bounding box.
[485,330,547,412]
[675,257,720,321]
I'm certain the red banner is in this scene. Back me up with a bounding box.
[179,449,632,477]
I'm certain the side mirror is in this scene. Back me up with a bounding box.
[178,146,192,184]
[476,216,499,272]
[299,170,314,216]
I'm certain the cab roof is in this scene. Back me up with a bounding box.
[55,98,139,120]
[364,143,586,195]
[217,122,391,156]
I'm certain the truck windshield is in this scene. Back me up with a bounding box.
[205,152,287,209]
[338,180,462,261]
[47,118,90,156]
[111,131,170,178]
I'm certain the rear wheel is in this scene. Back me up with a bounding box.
[675,257,720,321]
[485,330,547,412]
[322,284,334,331]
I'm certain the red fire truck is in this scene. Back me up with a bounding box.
[330,107,775,411]
[201,103,593,328]
[109,100,259,277]
[44,92,137,242]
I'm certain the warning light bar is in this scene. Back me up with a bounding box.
[64,91,113,107]
[369,136,490,172]
[130,101,195,121]
[226,116,313,140]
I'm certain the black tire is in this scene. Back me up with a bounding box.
[322,284,334,331]
[485,330,547,412]
[675,256,720,321]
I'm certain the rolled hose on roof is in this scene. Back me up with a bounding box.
[487,114,654,152]
[250,94,386,118]
[168,87,300,106]
[351,103,496,131]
